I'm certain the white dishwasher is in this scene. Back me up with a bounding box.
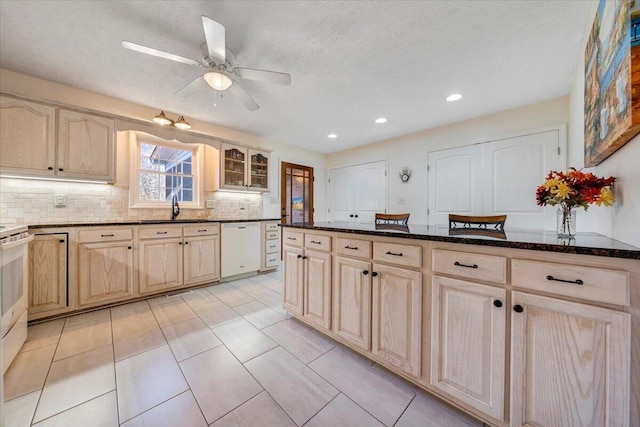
[221,222,261,278]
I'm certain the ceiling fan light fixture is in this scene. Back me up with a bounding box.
[174,116,191,130]
[204,72,233,91]
[153,111,173,126]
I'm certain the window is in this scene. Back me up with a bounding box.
[131,135,202,208]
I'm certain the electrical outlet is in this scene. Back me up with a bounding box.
[206,199,216,209]
[398,198,405,205]
[55,194,66,208]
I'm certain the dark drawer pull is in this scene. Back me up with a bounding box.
[157,231,168,235]
[198,229,207,232]
[238,226,246,229]
[454,261,478,269]
[363,270,369,275]
[546,275,583,285]
[59,239,65,243]
[287,237,297,240]
[386,251,403,257]
[101,234,114,237]
[344,245,359,250]
[310,240,322,244]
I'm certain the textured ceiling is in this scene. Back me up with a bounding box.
[0,1,592,153]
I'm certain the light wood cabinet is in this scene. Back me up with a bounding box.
[0,96,115,182]
[333,256,371,351]
[220,143,270,192]
[0,96,56,177]
[430,276,506,421]
[57,109,115,181]
[303,249,332,331]
[78,240,134,306]
[510,291,630,427]
[260,221,281,272]
[29,234,67,316]
[184,234,220,285]
[138,237,183,295]
[283,245,304,315]
[371,263,422,377]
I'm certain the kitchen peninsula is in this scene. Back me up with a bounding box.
[281,222,640,427]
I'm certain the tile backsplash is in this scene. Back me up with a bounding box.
[0,178,263,224]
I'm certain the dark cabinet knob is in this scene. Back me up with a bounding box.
[58,168,64,172]
[59,239,65,243]
[363,270,369,275]
[48,167,54,171]
[297,254,302,259]
[184,241,189,245]
[349,214,354,218]
[179,242,183,245]
[493,300,503,308]
[302,255,308,259]
[513,305,524,313]
[371,271,378,277]
[354,214,358,218]
[127,246,132,250]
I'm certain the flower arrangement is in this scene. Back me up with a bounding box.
[536,167,616,209]
[536,167,616,236]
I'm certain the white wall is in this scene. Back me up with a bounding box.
[0,69,326,223]
[326,97,569,225]
[568,2,640,247]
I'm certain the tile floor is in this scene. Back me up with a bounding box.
[3,271,483,427]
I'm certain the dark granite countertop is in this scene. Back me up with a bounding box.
[281,222,640,260]
[28,218,281,229]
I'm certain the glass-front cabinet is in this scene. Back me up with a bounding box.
[220,143,270,192]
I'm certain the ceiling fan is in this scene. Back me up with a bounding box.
[122,16,291,111]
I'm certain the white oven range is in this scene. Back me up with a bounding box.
[1,224,33,375]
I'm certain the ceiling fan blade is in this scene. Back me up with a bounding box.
[175,74,207,96]
[122,41,201,66]
[202,16,225,63]
[234,67,292,85]
[228,81,260,111]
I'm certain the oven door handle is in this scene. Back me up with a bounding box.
[0,234,34,249]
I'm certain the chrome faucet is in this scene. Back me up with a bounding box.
[171,194,180,220]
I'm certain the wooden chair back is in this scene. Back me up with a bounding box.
[448,214,507,231]
[375,213,410,225]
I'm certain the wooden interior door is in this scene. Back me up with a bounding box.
[281,162,314,224]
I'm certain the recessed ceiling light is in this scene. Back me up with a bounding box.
[375,117,387,124]
[328,133,337,139]
[446,93,463,102]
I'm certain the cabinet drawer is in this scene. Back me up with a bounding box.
[305,234,331,251]
[78,228,132,243]
[511,259,630,307]
[139,226,183,240]
[265,253,280,267]
[265,222,280,231]
[373,242,421,268]
[265,240,279,254]
[266,231,279,240]
[184,224,219,237]
[433,249,506,284]
[335,237,372,258]
[283,230,303,246]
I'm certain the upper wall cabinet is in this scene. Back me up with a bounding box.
[220,142,270,192]
[57,109,115,181]
[0,96,115,182]
[0,96,56,176]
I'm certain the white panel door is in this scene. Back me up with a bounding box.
[328,168,353,222]
[354,160,387,223]
[483,130,560,228]
[427,145,483,225]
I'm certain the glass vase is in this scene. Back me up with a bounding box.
[557,206,576,238]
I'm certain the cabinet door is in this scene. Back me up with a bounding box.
[57,109,115,181]
[0,96,56,176]
[248,149,270,191]
[510,291,630,427]
[304,249,331,331]
[220,143,247,190]
[333,256,371,350]
[29,234,67,315]
[138,238,183,295]
[283,245,304,314]
[430,276,506,421]
[78,241,133,306]
[372,263,422,376]
[184,234,220,285]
